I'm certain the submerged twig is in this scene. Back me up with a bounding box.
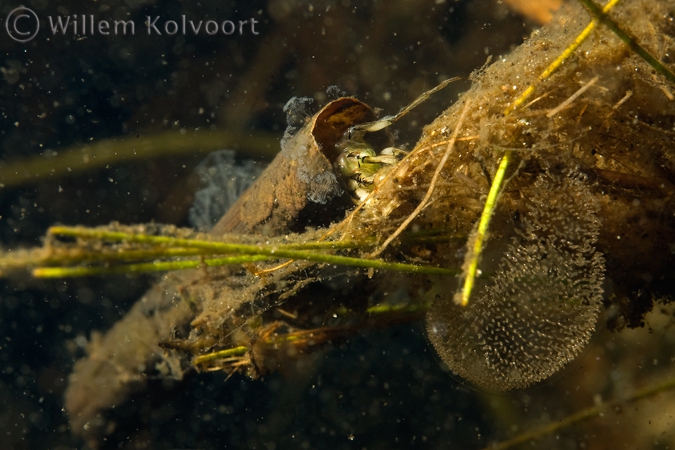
[612,90,633,109]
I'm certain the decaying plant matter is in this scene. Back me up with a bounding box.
[0,0,671,446]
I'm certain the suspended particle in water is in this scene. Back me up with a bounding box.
[326,85,347,100]
[189,150,264,230]
[427,169,605,390]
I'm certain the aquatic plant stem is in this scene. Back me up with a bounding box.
[503,0,622,115]
[457,151,511,306]
[577,0,675,84]
[485,375,675,450]
[42,226,459,277]
[0,129,279,188]
[33,255,273,278]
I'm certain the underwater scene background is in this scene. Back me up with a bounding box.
[1,0,674,449]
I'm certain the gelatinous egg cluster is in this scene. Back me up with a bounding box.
[427,169,605,390]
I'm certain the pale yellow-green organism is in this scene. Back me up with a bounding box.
[333,77,459,203]
[333,143,405,203]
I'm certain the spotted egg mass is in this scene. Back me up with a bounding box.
[427,169,605,390]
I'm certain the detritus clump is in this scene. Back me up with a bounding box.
[427,169,605,390]
[282,96,315,138]
[326,85,346,100]
[303,169,344,204]
[189,150,264,230]
[281,95,345,204]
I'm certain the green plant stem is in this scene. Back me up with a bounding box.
[0,129,279,188]
[193,346,249,365]
[43,226,459,277]
[485,375,675,450]
[577,0,675,84]
[33,255,273,277]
